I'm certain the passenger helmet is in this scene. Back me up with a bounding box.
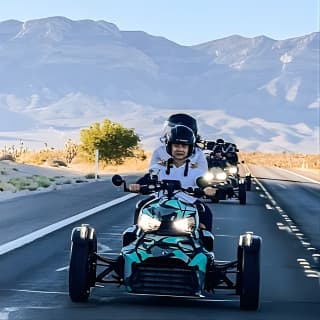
[164,113,199,140]
[166,125,196,158]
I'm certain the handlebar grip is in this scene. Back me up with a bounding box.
[194,188,205,197]
[140,185,154,195]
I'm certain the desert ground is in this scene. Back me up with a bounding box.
[0,158,148,202]
[1,152,319,202]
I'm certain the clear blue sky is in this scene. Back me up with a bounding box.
[0,0,318,45]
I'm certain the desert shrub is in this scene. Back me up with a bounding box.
[8,178,30,190]
[85,173,99,179]
[0,181,16,192]
[64,139,78,164]
[0,154,15,161]
[33,176,51,188]
[46,159,68,167]
[75,179,86,183]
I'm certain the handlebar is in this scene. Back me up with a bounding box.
[112,174,205,198]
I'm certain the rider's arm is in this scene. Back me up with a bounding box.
[149,146,169,168]
[195,148,209,171]
[129,170,160,192]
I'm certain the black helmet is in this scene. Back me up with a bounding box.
[165,113,198,137]
[166,125,195,158]
[216,138,225,144]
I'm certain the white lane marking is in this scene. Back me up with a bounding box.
[0,308,20,320]
[0,310,10,320]
[278,167,320,184]
[0,306,59,319]
[0,193,137,256]
[56,266,69,272]
[0,289,68,295]
[265,204,273,210]
[214,234,238,238]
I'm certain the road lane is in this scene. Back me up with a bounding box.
[249,165,320,257]
[0,174,319,319]
[0,176,139,246]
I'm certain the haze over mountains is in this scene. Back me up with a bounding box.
[0,17,318,153]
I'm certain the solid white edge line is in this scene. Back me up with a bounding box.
[0,193,137,256]
[278,167,320,184]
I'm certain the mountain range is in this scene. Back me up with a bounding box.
[0,17,318,153]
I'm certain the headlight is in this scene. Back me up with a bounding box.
[203,172,214,181]
[216,172,227,180]
[138,214,161,232]
[173,217,196,233]
[228,166,238,174]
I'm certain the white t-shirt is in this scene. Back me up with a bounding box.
[150,160,205,204]
[149,145,208,171]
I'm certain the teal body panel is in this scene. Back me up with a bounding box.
[122,234,208,293]
[142,198,200,227]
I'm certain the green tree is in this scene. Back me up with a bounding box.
[80,119,140,164]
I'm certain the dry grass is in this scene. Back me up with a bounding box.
[68,152,151,175]
[239,152,320,170]
[16,149,67,166]
[0,160,86,193]
[0,148,151,195]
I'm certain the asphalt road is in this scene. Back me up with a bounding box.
[0,167,319,319]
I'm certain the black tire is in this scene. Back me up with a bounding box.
[69,233,96,302]
[88,235,97,288]
[239,237,261,310]
[239,183,246,205]
[236,245,243,295]
[246,175,252,191]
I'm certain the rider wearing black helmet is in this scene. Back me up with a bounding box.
[210,138,226,156]
[130,125,214,230]
[150,113,207,171]
[166,124,195,154]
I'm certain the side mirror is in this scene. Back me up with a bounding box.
[112,174,124,186]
